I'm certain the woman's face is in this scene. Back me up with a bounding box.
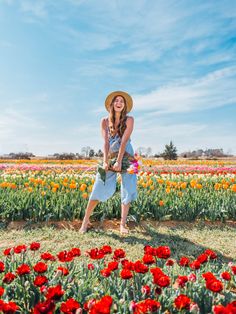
[113,96,125,113]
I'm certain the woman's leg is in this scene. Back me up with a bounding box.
[120,202,130,234]
[120,172,138,234]
[79,200,99,233]
[79,171,117,233]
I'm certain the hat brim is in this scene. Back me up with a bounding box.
[105,91,133,113]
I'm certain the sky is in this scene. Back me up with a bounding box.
[0,0,236,156]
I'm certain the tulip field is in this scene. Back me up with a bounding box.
[0,241,236,313]
[0,158,235,223]
[0,158,236,313]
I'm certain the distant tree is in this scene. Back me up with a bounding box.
[8,152,35,160]
[226,149,234,157]
[81,146,91,158]
[75,153,83,159]
[97,149,103,157]
[180,148,229,159]
[53,153,60,159]
[204,148,225,157]
[89,149,95,157]
[146,147,152,157]
[136,147,147,157]
[161,141,178,160]
[53,153,75,160]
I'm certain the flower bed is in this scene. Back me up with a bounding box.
[0,168,236,222]
[0,243,235,313]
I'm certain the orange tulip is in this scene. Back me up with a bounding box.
[223,183,229,190]
[190,180,197,188]
[82,192,88,199]
[80,183,87,191]
[69,183,77,189]
[127,169,135,174]
[231,184,236,192]
[196,184,202,189]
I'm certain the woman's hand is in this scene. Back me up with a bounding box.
[112,161,122,172]
[103,161,109,171]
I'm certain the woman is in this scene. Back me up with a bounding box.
[79,91,138,234]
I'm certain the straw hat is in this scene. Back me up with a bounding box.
[105,91,133,113]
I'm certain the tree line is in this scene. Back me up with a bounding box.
[0,141,233,160]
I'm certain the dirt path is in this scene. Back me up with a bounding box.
[5,218,236,231]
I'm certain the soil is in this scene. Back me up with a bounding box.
[4,219,236,231]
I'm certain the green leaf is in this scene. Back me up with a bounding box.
[97,165,106,184]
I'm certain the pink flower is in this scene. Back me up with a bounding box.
[188,273,197,282]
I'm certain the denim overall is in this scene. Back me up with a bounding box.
[88,118,138,205]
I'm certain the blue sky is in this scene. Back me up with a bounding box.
[0,0,236,156]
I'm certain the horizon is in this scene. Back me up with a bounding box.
[0,146,234,158]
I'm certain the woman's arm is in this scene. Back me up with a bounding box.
[116,116,134,164]
[101,117,110,164]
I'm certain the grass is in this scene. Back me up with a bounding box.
[0,220,235,262]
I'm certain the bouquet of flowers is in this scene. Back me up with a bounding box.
[97,153,141,184]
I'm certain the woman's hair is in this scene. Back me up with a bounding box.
[108,95,128,138]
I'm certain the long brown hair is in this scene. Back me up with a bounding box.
[108,95,128,138]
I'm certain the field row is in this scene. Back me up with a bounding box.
[0,242,235,313]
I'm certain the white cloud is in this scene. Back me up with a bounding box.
[0,93,50,112]
[131,122,236,155]
[0,107,47,153]
[133,66,236,114]
[0,108,46,137]
[20,0,48,19]
[63,27,117,52]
